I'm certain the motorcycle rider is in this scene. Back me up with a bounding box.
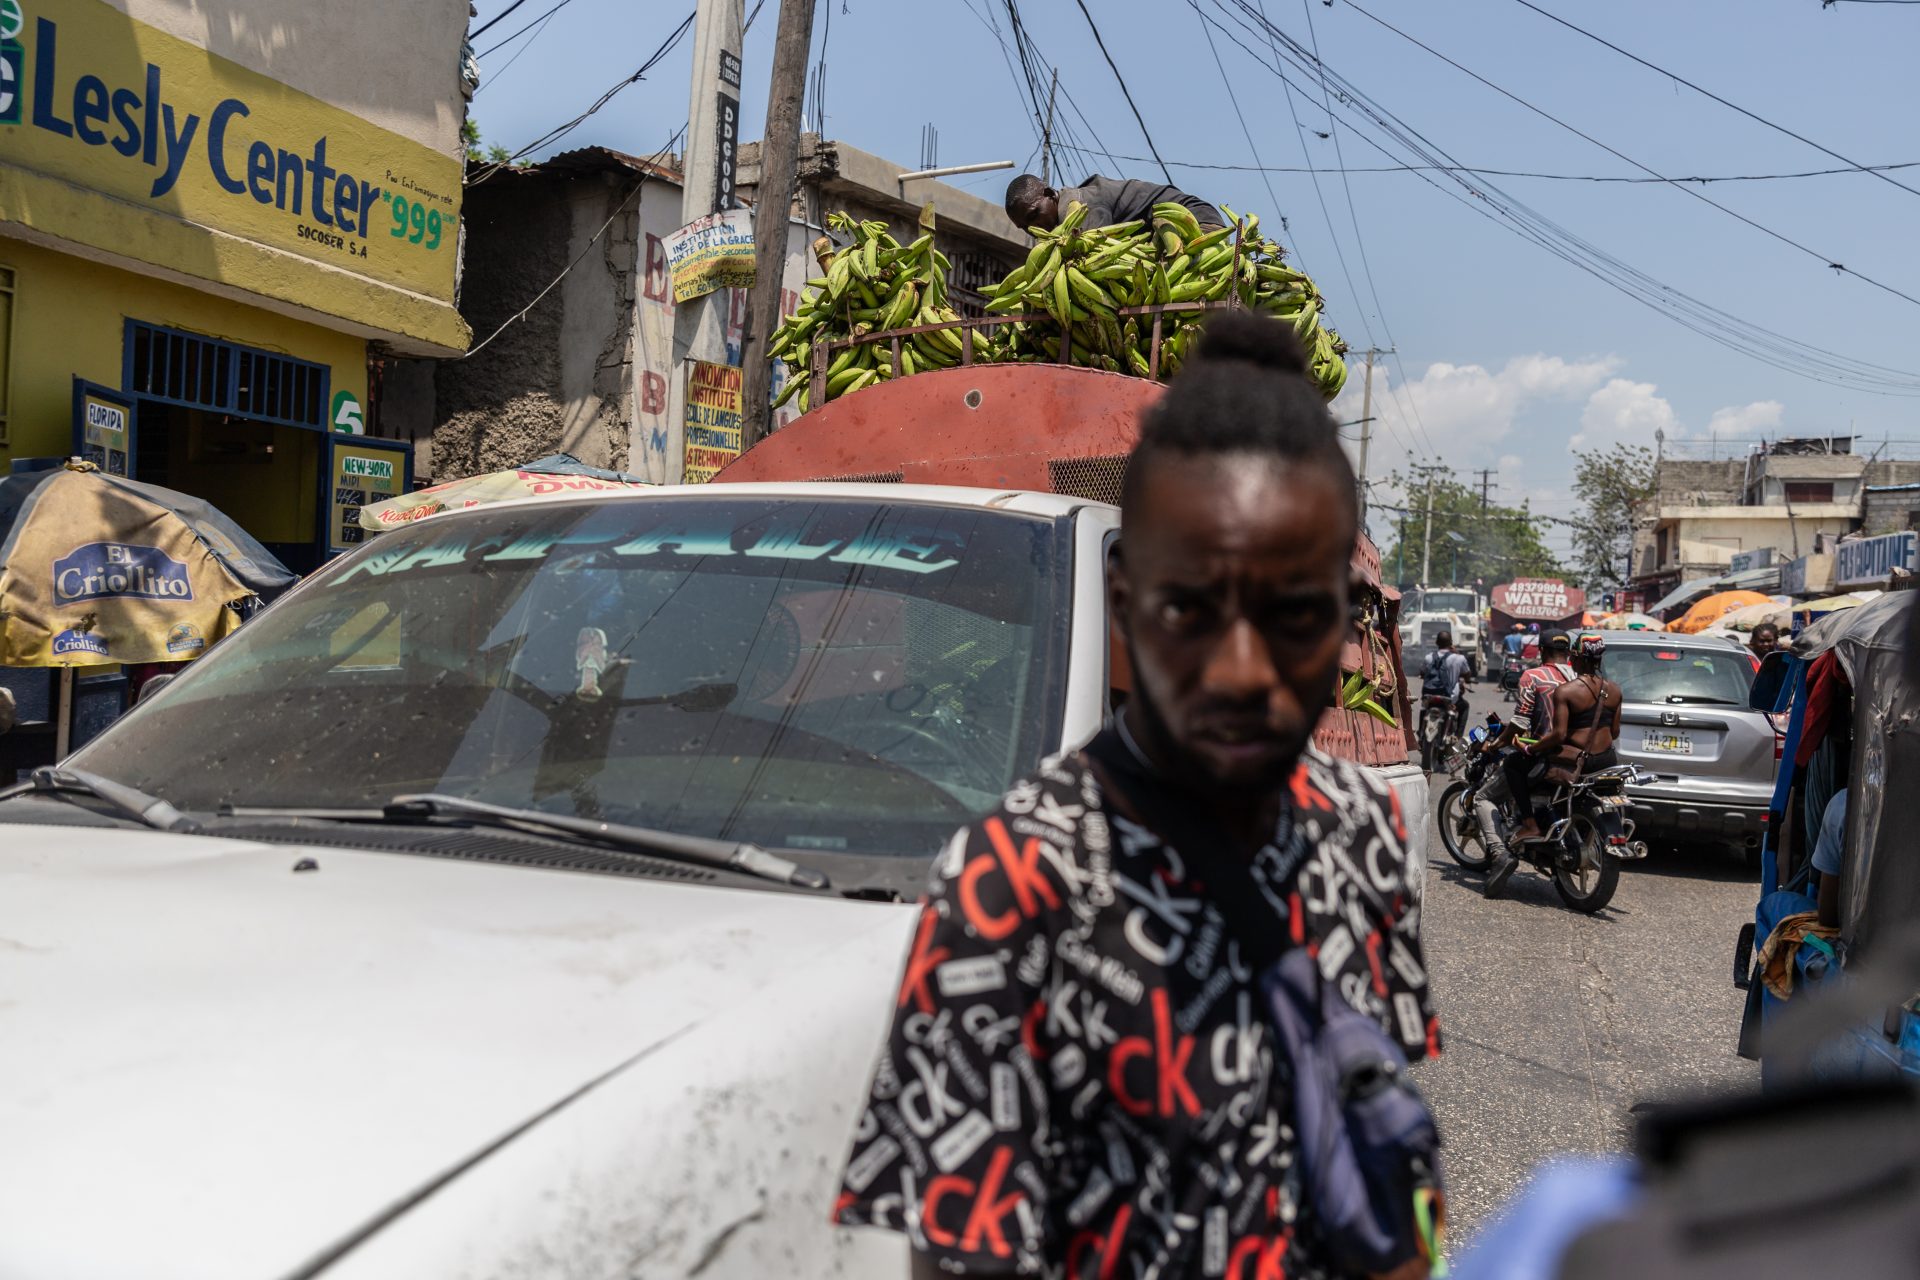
[1420,629,1474,740]
[1474,631,1575,879]
[1487,634,1622,894]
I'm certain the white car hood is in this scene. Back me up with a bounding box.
[0,823,918,1279]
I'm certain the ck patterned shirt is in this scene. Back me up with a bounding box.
[833,729,1439,1278]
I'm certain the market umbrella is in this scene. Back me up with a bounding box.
[358,452,651,533]
[0,460,295,748]
[1669,590,1774,635]
[1799,593,1871,614]
[1599,612,1664,631]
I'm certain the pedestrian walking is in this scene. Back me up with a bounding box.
[833,313,1441,1279]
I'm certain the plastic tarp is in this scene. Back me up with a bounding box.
[1647,576,1722,616]
[1797,593,1920,958]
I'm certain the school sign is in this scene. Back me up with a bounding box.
[0,0,468,353]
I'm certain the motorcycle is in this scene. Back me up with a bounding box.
[1416,692,1465,773]
[1498,653,1526,702]
[1438,725,1649,914]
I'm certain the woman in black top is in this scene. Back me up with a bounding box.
[1507,634,1622,841]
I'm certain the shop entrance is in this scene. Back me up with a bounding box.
[101,322,336,573]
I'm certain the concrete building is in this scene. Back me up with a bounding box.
[0,0,474,570]
[400,137,1028,484]
[1630,438,1920,607]
[1862,482,1920,536]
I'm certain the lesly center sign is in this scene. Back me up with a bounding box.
[0,0,461,306]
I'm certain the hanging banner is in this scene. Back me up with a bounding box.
[664,208,755,303]
[682,360,742,483]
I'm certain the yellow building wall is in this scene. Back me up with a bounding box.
[0,235,368,448]
[0,236,365,544]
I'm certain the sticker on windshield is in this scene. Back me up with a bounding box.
[333,506,967,583]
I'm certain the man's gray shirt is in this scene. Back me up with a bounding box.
[1055,175,1225,229]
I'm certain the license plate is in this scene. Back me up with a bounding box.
[1641,731,1693,756]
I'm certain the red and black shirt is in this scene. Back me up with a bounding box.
[834,729,1439,1278]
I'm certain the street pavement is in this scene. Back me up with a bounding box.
[1409,682,1761,1242]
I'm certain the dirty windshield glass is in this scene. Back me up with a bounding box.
[72,498,1068,857]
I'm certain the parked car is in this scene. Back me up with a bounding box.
[0,483,1426,1278]
[1604,630,1777,858]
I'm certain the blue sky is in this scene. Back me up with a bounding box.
[466,0,1920,561]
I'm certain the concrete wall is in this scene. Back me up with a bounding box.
[1863,489,1920,536]
[119,0,472,158]
[422,168,597,479]
[1659,507,1858,569]
[397,161,812,482]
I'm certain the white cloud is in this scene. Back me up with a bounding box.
[1333,353,1618,473]
[1704,400,1784,440]
[1571,378,1681,452]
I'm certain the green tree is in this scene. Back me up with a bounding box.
[1569,443,1655,591]
[1377,468,1562,588]
[461,118,512,165]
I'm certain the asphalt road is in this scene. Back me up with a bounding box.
[1409,681,1761,1242]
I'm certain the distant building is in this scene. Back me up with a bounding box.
[1862,482,1920,536]
[1630,438,1920,609]
[0,0,473,570]
[395,136,1029,484]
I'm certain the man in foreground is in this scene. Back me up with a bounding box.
[1005,172,1226,234]
[833,313,1439,1278]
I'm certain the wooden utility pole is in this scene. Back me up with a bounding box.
[740,0,816,450]
[1040,69,1059,185]
[1474,467,1495,512]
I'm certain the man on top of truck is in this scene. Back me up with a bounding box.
[1004,173,1226,234]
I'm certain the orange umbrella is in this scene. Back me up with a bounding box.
[1670,590,1773,634]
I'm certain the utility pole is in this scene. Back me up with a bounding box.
[665,0,745,483]
[1416,464,1439,585]
[739,0,816,451]
[1474,467,1495,512]
[1351,347,1390,515]
[1040,69,1059,186]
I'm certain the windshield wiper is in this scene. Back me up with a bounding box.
[1661,694,1744,705]
[0,766,199,833]
[381,793,830,891]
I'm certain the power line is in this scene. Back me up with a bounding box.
[1200,0,1920,395]
[1507,0,1920,203]
[471,0,535,40]
[464,125,688,362]
[1071,0,1175,185]
[1342,0,1920,311]
[1193,11,1302,276]
[477,0,575,58]
[470,11,696,184]
[1299,0,1439,462]
[1045,148,1920,185]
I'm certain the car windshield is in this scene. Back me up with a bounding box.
[70,496,1068,858]
[1415,590,1475,615]
[1608,645,1756,705]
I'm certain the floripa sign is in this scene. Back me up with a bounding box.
[1491,577,1583,621]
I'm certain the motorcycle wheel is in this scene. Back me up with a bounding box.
[1437,781,1494,870]
[1419,711,1444,771]
[1552,814,1620,913]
